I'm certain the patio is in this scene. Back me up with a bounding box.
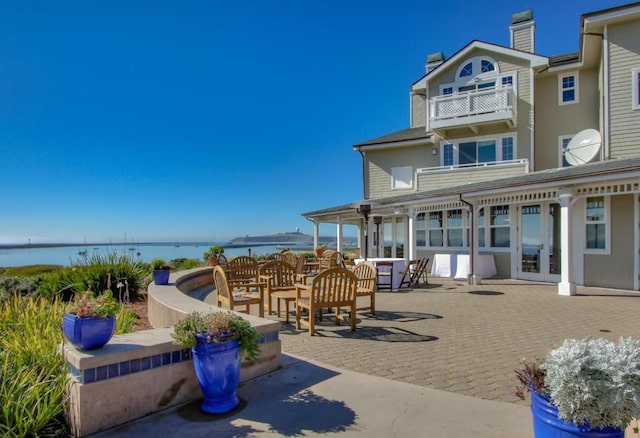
[269,278,640,405]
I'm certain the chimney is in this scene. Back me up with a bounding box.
[510,10,535,53]
[426,52,445,73]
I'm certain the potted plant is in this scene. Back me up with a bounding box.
[62,290,119,350]
[150,258,171,285]
[315,244,327,258]
[203,246,225,266]
[171,311,260,414]
[515,337,640,437]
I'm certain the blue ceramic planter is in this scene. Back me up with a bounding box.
[153,269,170,285]
[191,334,241,415]
[62,313,116,350]
[530,391,624,438]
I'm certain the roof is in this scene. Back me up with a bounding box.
[302,157,640,218]
[353,127,433,149]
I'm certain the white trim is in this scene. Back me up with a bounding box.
[529,67,535,169]
[558,71,579,105]
[412,41,548,90]
[439,133,517,166]
[632,67,640,111]
[391,166,413,190]
[635,194,639,291]
[558,134,574,168]
[584,195,610,255]
[603,26,610,159]
[509,20,536,52]
[583,4,640,29]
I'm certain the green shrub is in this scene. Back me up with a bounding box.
[170,258,204,270]
[36,251,146,302]
[0,296,68,437]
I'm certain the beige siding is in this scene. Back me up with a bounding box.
[428,49,533,162]
[411,93,426,128]
[534,69,600,170]
[608,21,640,158]
[512,26,533,53]
[583,195,634,289]
[365,145,432,199]
[416,162,529,191]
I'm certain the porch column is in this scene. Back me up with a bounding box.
[558,189,576,296]
[407,207,415,261]
[336,218,343,253]
[313,220,320,250]
[470,205,481,285]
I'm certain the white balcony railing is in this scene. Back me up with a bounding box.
[430,87,516,129]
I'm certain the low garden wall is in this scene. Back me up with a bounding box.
[63,267,282,436]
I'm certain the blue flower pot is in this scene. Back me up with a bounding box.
[191,334,241,415]
[530,391,624,438]
[153,269,170,285]
[62,314,116,350]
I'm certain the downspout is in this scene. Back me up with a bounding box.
[459,194,478,285]
[358,148,367,199]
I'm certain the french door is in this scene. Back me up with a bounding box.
[518,203,561,282]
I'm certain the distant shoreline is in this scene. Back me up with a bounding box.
[0,241,310,250]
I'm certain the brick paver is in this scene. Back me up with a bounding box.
[266,279,640,406]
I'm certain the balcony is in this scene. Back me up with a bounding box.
[415,159,529,192]
[429,87,517,136]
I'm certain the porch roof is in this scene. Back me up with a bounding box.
[302,157,640,219]
[353,127,433,150]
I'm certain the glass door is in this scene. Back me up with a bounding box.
[519,203,561,282]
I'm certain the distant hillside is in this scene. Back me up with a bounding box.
[228,231,336,245]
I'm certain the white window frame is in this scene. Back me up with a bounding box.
[558,71,579,105]
[416,209,469,249]
[391,166,413,190]
[558,135,574,168]
[632,67,640,110]
[440,134,517,166]
[585,196,610,254]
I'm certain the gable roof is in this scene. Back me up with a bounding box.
[353,127,433,150]
[412,40,548,91]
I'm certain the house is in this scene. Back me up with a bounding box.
[302,2,640,294]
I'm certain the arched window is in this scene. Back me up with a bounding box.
[460,62,473,77]
[455,56,499,82]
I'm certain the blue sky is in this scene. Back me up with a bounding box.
[0,0,628,244]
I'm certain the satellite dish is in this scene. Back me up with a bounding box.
[564,129,601,166]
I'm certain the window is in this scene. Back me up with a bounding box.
[416,210,467,248]
[442,86,453,96]
[391,166,412,189]
[441,135,513,166]
[502,137,513,161]
[455,56,498,81]
[443,143,454,166]
[428,212,443,247]
[446,210,464,247]
[460,62,473,77]
[481,60,495,73]
[501,76,513,87]
[633,68,640,110]
[586,196,606,250]
[559,135,573,167]
[558,72,578,105]
[490,206,510,247]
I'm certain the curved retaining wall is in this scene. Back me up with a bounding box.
[64,267,282,436]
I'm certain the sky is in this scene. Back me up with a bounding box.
[0,0,630,244]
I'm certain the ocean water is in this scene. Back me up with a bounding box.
[0,243,297,267]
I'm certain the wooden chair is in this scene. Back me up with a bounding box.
[281,251,298,268]
[294,255,313,284]
[375,261,394,291]
[226,256,259,287]
[295,268,358,336]
[353,261,377,315]
[399,259,421,289]
[318,250,336,271]
[213,265,264,317]
[258,260,298,323]
[414,257,430,286]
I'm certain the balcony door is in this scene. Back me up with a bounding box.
[518,203,561,282]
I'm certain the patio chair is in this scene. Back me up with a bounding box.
[226,256,259,287]
[399,259,423,289]
[353,261,377,315]
[295,267,357,336]
[375,261,394,291]
[294,255,314,284]
[258,260,298,322]
[318,250,336,271]
[413,257,430,286]
[281,251,298,268]
[213,265,264,318]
